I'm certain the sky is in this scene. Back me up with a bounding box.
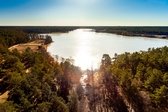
[0,0,168,26]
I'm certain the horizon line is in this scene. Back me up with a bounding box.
[0,25,168,27]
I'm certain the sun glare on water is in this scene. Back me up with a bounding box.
[75,47,93,70]
[73,29,95,70]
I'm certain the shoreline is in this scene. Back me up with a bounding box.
[8,39,50,53]
[94,30,168,39]
[1,26,168,40]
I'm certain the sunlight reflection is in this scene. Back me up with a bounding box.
[75,50,92,70]
[74,29,94,70]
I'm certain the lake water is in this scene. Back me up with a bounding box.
[47,29,168,70]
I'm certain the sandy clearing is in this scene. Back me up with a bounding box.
[8,40,47,53]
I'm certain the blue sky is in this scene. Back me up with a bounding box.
[0,0,168,26]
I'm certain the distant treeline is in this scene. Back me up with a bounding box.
[0,28,29,47]
[93,26,168,37]
[0,26,78,34]
[0,26,168,36]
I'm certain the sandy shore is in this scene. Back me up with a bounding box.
[8,40,48,53]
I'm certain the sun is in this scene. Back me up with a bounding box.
[66,0,100,5]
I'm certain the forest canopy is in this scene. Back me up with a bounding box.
[110,47,168,111]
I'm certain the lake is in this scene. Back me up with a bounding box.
[47,29,168,70]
